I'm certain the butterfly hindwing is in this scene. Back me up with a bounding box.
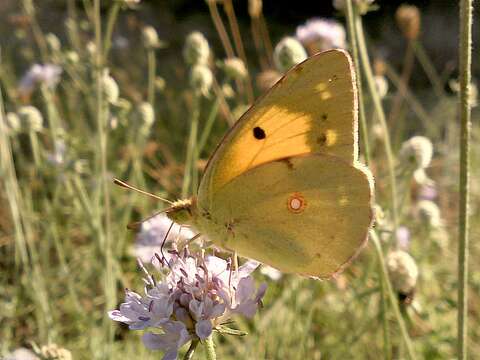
[196,154,373,279]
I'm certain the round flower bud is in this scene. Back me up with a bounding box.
[386,250,418,295]
[86,41,96,57]
[142,26,160,49]
[399,136,433,169]
[6,112,21,134]
[138,102,155,127]
[155,76,166,92]
[190,64,213,97]
[374,75,388,99]
[221,57,248,80]
[18,106,43,132]
[273,37,307,73]
[65,51,79,64]
[449,79,478,108]
[256,69,282,92]
[73,159,89,175]
[46,33,61,52]
[395,4,421,40]
[102,71,119,104]
[183,32,210,66]
[416,200,442,227]
[248,0,262,18]
[221,83,235,98]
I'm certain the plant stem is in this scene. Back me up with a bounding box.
[103,1,121,59]
[205,334,217,360]
[345,0,371,165]
[355,14,399,232]
[183,340,199,360]
[412,41,445,98]
[198,98,220,155]
[93,0,115,353]
[370,231,417,360]
[457,0,473,358]
[147,49,156,106]
[181,94,201,198]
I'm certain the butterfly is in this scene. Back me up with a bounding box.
[166,49,374,279]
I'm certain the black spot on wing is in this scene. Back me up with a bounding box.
[253,126,266,140]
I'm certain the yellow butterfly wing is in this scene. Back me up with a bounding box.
[198,49,358,205]
[195,154,373,279]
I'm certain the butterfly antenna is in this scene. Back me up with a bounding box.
[160,221,175,265]
[114,178,174,205]
[126,209,170,230]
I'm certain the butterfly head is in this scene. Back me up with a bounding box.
[165,197,197,225]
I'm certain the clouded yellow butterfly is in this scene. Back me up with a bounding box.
[167,49,374,279]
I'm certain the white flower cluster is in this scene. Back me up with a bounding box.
[109,249,266,360]
[18,64,62,97]
[295,18,346,53]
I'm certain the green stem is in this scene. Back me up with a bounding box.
[204,334,217,360]
[370,231,417,360]
[147,49,157,106]
[183,339,199,360]
[29,131,42,167]
[457,0,473,358]
[354,14,399,232]
[93,0,115,353]
[103,1,121,59]
[412,41,445,98]
[345,0,371,165]
[181,94,201,198]
[197,98,220,155]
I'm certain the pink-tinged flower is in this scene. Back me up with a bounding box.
[109,249,266,358]
[396,226,411,250]
[18,64,62,97]
[295,18,346,54]
[142,321,191,360]
[417,184,438,201]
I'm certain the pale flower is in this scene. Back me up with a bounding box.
[295,18,346,54]
[386,250,418,295]
[18,63,62,96]
[273,37,307,73]
[109,249,266,359]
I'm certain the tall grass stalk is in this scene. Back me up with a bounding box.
[181,94,201,198]
[345,0,371,165]
[147,49,156,106]
[354,12,399,232]
[457,0,473,358]
[93,0,115,353]
[370,231,417,360]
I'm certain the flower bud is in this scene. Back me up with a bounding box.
[183,32,210,66]
[374,75,388,99]
[248,0,262,18]
[399,136,433,169]
[190,64,213,96]
[138,102,155,127]
[142,26,160,49]
[18,106,43,132]
[395,5,421,40]
[6,112,21,134]
[386,250,418,295]
[65,51,79,64]
[46,33,61,52]
[273,37,307,73]
[155,77,166,92]
[221,57,248,80]
[102,70,119,104]
[416,200,442,227]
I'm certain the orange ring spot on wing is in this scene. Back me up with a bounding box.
[287,193,307,214]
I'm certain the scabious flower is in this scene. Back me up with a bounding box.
[273,37,307,73]
[37,343,72,360]
[190,65,213,97]
[416,200,442,228]
[5,348,38,360]
[142,26,162,49]
[18,64,62,97]
[221,57,248,80]
[101,70,119,104]
[295,18,346,54]
[109,249,266,359]
[18,106,44,132]
[183,32,210,66]
[386,250,418,295]
[399,135,433,185]
[133,214,195,264]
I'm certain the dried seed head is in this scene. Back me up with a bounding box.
[222,57,248,80]
[142,26,160,49]
[256,69,282,92]
[183,32,210,66]
[190,64,213,97]
[386,250,418,295]
[395,4,421,40]
[18,106,43,132]
[273,37,307,73]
